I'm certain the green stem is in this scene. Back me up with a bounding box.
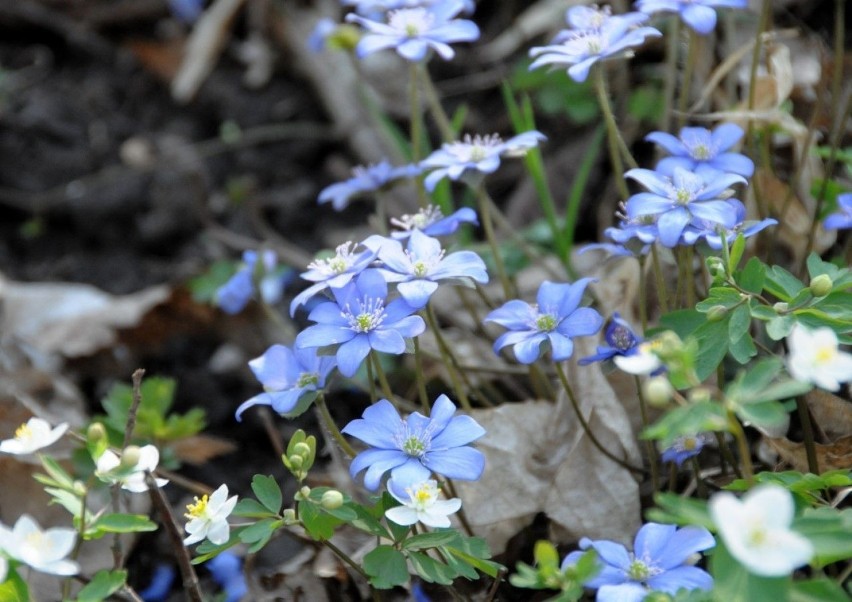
[475,186,514,299]
[409,62,427,208]
[412,337,431,413]
[676,28,698,128]
[728,412,754,484]
[638,255,649,331]
[795,396,820,474]
[659,16,681,133]
[690,455,707,498]
[320,537,371,581]
[593,67,631,200]
[366,353,377,402]
[425,305,472,410]
[315,393,356,458]
[634,377,659,491]
[651,245,670,314]
[419,65,455,143]
[441,478,475,537]
[554,362,646,475]
[371,352,397,403]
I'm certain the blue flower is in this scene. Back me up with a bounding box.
[343,0,475,19]
[168,0,204,24]
[660,434,707,467]
[647,123,754,178]
[562,5,649,31]
[681,200,777,249]
[562,522,715,602]
[290,241,378,316]
[295,270,425,377]
[206,552,247,602]
[346,1,479,62]
[420,131,546,191]
[390,205,479,239]
[342,394,486,490]
[579,313,642,365]
[485,279,603,364]
[235,345,337,420]
[373,230,489,307]
[636,0,748,36]
[529,15,661,83]
[138,563,175,601]
[625,166,746,247]
[824,192,852,230]
[308,18,339,52]
[216,250,285,315]
[318,160,421,211]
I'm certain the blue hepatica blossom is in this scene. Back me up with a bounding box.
[390,204,479,239]
[216,250,286,315]
[824,192,852,230]
[661,434,707,467]
[485,279,603,364]
[295,270,425,377]
[681,200,777,249]
[343,0,476,18]
[373,229,489,307]
[562,522,715,602]
[529,10,661,83]
[579,312,641,365]
[346,1,479,62]
[647,123,754,178]
[625,166,746,247]
[318,160,421,211]
[636,0,748,36]
[420,131,546,191]
[561,4,649,31]
[206,551,248,602]
[235,344,337,420]
[290,241,378,316]
[342,394,486,490]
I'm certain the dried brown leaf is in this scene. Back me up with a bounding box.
[805,389,852,442]
[765,435,852,473]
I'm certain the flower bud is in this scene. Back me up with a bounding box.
[643,594,673,602]
[687,387,712,404]
[773,302,788,313]
[120,445,141,468]
[706,305,728,322]
[809,274,832,297]
[329,24,361,52]
[293,442,311,458]
[282,508,297,525]
[321,490,344,510]
[296,486,311,501]
[87,422,107,442]
[643,377,673,408]
[289,455,304,469]
[706,256,725,278]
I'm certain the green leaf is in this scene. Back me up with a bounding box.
[534,539,560,568]
[86,514,157,538]
[299,500,343,541]
[726,358,782,400]
[728,304,751,343]
[233,498,277,519]
[38,455,75,488]
[402,529,461,551]
[76,569,127,602]
[795,507,852,566]
[811,291,852,322]
[692,319,730,381]
[642,402,729,448]
[750,304,778,321]
[766,315,795,340]
[348,502,391,539]
[734,400,789,433]
[407,551,457,585]
[790,578,851,602]
[647,493,714,531]
[711,539,791,602]
[765,266,805,301]
[192,532,241,564]
[0,569,29,602]
[363,545,409,589]
[659,309,706,338]
[445,547,503,579]
[696,287,742,312]
[729,234,746,272]
[739,257,767,294]
[238,518,280,553]
[729,332,757,364]
[251,475,282,514]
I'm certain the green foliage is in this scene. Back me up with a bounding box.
[725,470,852,505]
[642,402,728,450]
[238,517,281,553]
[0,568,29,602]
[75,569,127,602]
[282,430,316,481]
[724,358,810,434]
[364,545,410,589]
[790,578,852,602]
[251,475,282,514]
[188,259,238,303]
[509,541,595,601]
[647,493,715,531]
[84,513,157,539]
[793,507,852,567]
[710,540,791,602]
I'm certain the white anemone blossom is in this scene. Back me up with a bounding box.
[183,484,239,546]
[709,484,813,577]
[0,417,68,455]
[385,479,461,528]
[786,324,852,392]
[95,444,168,493]
[0,515,79,576]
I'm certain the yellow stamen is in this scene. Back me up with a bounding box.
[185,495,208,519]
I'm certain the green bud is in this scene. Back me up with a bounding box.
[73,480,88,496]
[643,593,673,602]
[653,331,684,362]
[87,422,107,442]
[688,387,712,404]
[293,442,311,458]
[706,305,728,322]
[321,490,344,510]
[289,455,304,469]
[120,445,141,468]
[706,256,725,278]
[773,302,788,313]
[809,274,832,297]
[282,508,297,525]
[328,24,361,52]
[295,485,311,501]
[643,377,673,408]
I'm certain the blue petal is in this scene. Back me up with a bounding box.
[267,389,304,414]
[657,208,691,247]
[646,131,687,156]
[386,314,426,339]
[558,307,604,338]
[711,123,745,150]
[248,345,298,390]
[397,280,439,308]
[513,333,548,363]
[585,539,631,570]
[633,522,677,561]
[430,415,486,449]
[597,583,648,602]
[368,328,406,354]
[388,460,432,491]
[235,393,272,421]
[341,399,402,448]
[423,446,485,481]
[653,526,715,569]
[682,4,717,35]
[711,153,754,177]
[337,336,372,377]
[547,333,575,361]
[296,324,354,349]
[428,394,457,432]
[648,565,713,593]
[625,168,672,196]
[485,300,535,329]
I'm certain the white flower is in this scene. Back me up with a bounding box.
[786,324,852,391]
[613,340,663,375]
[0,515,79,576]
[183,484,238,546]
[95,444,168,493]
[384,479,461,528]
[0,418,68,455]
[709,484,814,577]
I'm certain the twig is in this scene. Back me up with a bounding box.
[124,369,145,447]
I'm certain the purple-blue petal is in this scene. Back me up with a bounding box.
[423,446,485,481]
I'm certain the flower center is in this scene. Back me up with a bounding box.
[388,8,434,36]
[447,134,503,163]
[747,525,768,546]
[692,143,712,160]
[392,205,443,232]
[297,372,319,388]
[309,241,358,276]
[402,435,427,457]
[536,313,558,332]
[675,187,693,204]
[409,481,439,510]
[185,495,209,520]
[608,324,636,350]
[343,298,386,333]
[627,559,651,581]
[15,423,32,441]
[413,260,429,277]
[682,436,699,451]
[814,345,836,364]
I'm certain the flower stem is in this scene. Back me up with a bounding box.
[634,376,659,491]
[409,62,427,208]
[727,412,754,484]
[475,186,514,299]
[659,16,681,133]
[315,393,356,458]
[412,337,431,412]
[419,64,455,144]
[593,66,636,200]
[676,28,698,128]
[425,305,473,410]
[638,255,649,331]
[651,245,670,314]
[440,478,475,537]
[554,362,646,476]
[371,352,397,404]
[795,396,820,474]
[319,536,371,581]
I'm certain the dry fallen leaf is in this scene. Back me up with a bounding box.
[454,337,642,554]
[805,389,852,442]
[765,435,852,473]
